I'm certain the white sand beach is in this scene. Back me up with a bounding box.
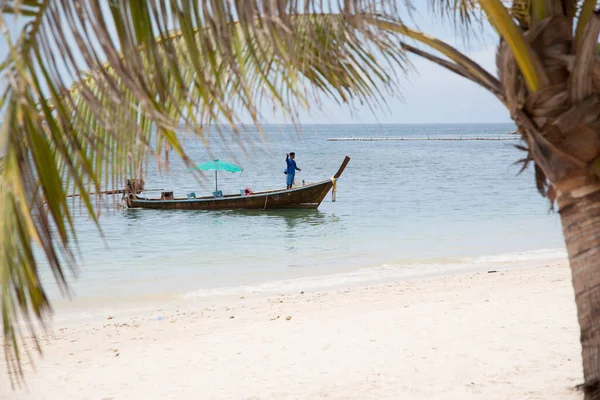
[2,261,583,400]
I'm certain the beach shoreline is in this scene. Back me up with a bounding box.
[2,259,582,400]
[46,249,568,325]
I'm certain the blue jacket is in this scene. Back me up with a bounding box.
[286,156,300,175]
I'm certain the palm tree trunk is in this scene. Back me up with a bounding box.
[560,190,600,400]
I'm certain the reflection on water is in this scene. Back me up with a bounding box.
[121,208,144,223]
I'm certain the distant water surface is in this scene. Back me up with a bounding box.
[39,124,565,303]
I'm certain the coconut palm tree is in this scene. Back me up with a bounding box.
[2,0,600,397]
[366,2,600,397]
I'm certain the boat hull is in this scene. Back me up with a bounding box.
[124,156,350,211]
[126,180,334,210]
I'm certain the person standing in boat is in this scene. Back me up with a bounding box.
[285,152,301,189]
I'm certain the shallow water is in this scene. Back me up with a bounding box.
[39,123,566,302]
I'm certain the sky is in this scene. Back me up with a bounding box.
[289,43,510,124]
[0,3,512,125]
[293,5,511,124]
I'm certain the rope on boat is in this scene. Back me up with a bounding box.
[264,194,268,209]
[330,176,337,202]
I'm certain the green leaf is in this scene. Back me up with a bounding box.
[0,0,409,378]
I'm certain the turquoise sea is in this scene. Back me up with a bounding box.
[41,123,566,307]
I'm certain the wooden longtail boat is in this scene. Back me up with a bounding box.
[124,156,350,211]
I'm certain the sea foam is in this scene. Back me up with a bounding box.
[181,248,567,299]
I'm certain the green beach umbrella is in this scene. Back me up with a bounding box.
[191,159,243,191]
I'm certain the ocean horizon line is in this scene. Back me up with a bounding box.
[178,121,517,127]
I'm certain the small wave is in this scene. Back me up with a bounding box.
[181,248,567,299]
[472,248,567,264]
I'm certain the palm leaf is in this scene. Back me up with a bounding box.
[370,18,502,96]
[575,0,599,46]
[0,0,409,379]
[427,0,484,27]
[427,0,533,28]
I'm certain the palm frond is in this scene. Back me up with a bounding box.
[426,0,533,29]
[571,10,600,103]
[399,42,505,101]
[0,0,409,379]
[427,0,484,27]
[510,0,531,29]
[370,18,502,95]
[425,1,584,33]
[479,0,549,92]
[575,0,599,46]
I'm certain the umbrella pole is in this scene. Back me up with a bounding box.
[215,170,218,191]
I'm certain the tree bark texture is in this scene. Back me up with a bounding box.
[561,190,600,400]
